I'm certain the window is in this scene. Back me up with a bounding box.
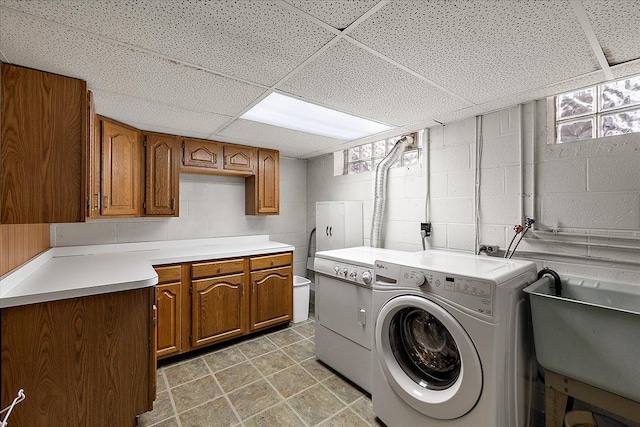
[344,133,420,175]
[555,74,640,143]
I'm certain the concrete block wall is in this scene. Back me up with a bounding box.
[50,158,309,277]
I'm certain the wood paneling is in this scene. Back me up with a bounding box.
[0,223,49,276]
[1,287,155,426]
[1,63,87,223]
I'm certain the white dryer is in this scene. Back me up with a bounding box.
[372,251,537,427]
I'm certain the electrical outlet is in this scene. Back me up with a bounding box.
[420,222,431,237]
[481,244,499,254]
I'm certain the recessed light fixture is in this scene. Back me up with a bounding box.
[240,92,393,141]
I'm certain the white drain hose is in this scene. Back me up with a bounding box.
[371,135,413,248]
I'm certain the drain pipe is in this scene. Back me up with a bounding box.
[371,135,413,248]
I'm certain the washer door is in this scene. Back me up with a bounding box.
[375,295,482,419]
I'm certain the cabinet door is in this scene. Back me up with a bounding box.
[316,202,345,251]
[181,138,222,172]
[100,118,141,216]
[250,266,292,332]
[144,133,179,216]
[156,282,181,358]
[223,144,256,174]
[1,63,87,223]
[257,149,279,214]
[191,273,247,348]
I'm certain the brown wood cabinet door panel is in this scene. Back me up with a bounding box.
[0,288,153,426]
[250,252,292,271]
[155,264,182,284]
[156,282,182,358]
[145,133,179,216]
[258,150,279,214]
[1,64,87,223]
[223,145,256,173]
[250,267,292,332]
[101,118,141,216]
[191,258,245,279]
[181,138,222,171]
[191,273,247,347]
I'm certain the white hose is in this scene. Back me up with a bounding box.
[371,135,413,248]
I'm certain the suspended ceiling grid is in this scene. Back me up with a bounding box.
[0,0,639,159]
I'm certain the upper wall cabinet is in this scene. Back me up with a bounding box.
[223,145,256,174]
[1,63,87,223]
[91,116,142,218]
[144,132,179,216]
[246,149,279,215]
[181,138,223,173]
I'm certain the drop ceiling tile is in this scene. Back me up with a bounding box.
[217,119,345,158]
[92,90,230,137]
[0,0,335,86]
[279,40,471,127]
[350,0,600,104]
[283,0,380,30]
[0,8,266,116]
[583,0,640,65]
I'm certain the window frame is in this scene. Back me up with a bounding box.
[343,132,420,175]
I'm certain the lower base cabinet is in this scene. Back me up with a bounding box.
[0,287,156,426]
[154,251,293,360]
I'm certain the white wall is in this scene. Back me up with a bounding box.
[51,158,309,276]
[306,103,640,285]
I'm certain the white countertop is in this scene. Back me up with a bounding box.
[0,235,294,308]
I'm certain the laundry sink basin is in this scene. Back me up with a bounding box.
[524,276,640,402]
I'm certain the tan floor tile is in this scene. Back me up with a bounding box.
[178,397,239,427]
[203,346,247,372]
[350,396,377,424]
[292,322,315,338]
[323,375,365,404]
[243,402,303,427]
[267,328,305,347]
[318,408,369,427]
[228,379,283,420]
[148,417,180,427]
[301,358,336,381]
[138,390,174,427]
[237,336,277,358]
[215,361,262,393]
[171,375,223,413]
[267,365,317,398]
[281,339,315,362]
[156,370,167,393]
[251,349,296,375]
[164,358,209,388]
[287,384,345,426]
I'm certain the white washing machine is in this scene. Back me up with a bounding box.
[372,250,537,427]
[313,246,414,393]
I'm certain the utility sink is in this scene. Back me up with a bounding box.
[524,276,640,402]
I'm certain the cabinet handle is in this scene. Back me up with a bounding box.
[103,195,109,209]
[217,267,222,273]
[270,260,274,266]
[171,198,176,210]
[326,226,329,236]
[329,226,332,236]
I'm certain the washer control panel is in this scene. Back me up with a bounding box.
[314,257,373,287]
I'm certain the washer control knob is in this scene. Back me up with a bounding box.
[349,270,357,279]
[334,266,340,275]
[343,268,349,277]
[413,272,426,286]
[362,270,373,285]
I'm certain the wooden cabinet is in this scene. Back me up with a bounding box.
[91,116,142,217]
[1,63,87,223]
[223,144,256,174]
[181,138,223,173]
[249,253,293,332]
[246,149,279,215]
[144,132,179,216]
[190,258,247,348]
[155,265,182,359]
[0,287,156,426]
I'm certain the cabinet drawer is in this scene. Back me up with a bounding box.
[155,265,182,284]
[250,252,292,271]
[192,258,245,279]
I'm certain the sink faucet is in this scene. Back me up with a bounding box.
[537,268,562,296]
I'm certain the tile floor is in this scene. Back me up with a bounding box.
[139,315,384,427]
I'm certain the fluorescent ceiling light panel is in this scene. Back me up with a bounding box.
[241,92,392,140]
